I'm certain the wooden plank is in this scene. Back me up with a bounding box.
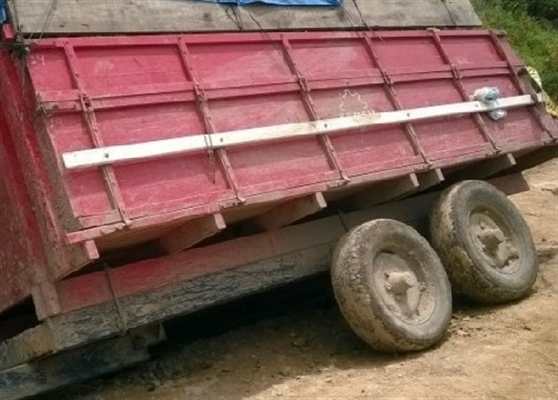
[417,168,445,189]
[255,193,327,231]
[0,335,150,400]
[445,0,483,26]
[7,0,240,34]
[7,0,481,35]
[449,153,516,182]
[62,94,543,171]
[350,174,420,209]
[158,213,226,254]
[0,325,54,371]
[235,0,459,30]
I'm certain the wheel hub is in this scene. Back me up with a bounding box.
[470,212,520,271]
[384,271,416,295]
[373,252,431,323]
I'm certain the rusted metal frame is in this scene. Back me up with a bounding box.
[488,31,553,140]
[430,31,501,154]
[281,36,350,184]
[62,42,130,226]
[362,34,431,168]
[177,37,245,203]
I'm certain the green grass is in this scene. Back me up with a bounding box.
[471,0,558,99]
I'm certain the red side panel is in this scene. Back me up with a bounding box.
[0,30,556,313]
[26,30,554,238]
[0,99,45,311]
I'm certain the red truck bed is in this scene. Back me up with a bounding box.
[1,22,557,398]
[2,30,556,301]
[0,25,556,341]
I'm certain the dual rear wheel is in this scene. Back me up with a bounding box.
[332,180,538,352]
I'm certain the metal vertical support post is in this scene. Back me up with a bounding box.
[281,36,350,184]
[362,33,431,167]
[177,37,245,204]
[62,41,130,225]
[430,30,501,154]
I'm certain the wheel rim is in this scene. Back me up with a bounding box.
[468,208,521,274]
[371,251,436,324]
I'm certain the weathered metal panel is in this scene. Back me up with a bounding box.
[23,30,555,243]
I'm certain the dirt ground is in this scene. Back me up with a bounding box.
[52,159,557,400]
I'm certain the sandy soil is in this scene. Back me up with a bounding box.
[51,159,557,400]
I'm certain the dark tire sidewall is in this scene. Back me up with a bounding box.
[332,219,452,351]
[455,184,537,292]
[431,180,538,303]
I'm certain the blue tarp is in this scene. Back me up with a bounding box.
[199,0,341,5]
[0,0,6,24]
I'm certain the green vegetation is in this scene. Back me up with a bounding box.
[498,0,557,26]
[471,0,558,99]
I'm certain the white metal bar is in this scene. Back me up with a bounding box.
[62,94,543,170]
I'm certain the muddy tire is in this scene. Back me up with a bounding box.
[429,180,538,304]
[331,219,452,352]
